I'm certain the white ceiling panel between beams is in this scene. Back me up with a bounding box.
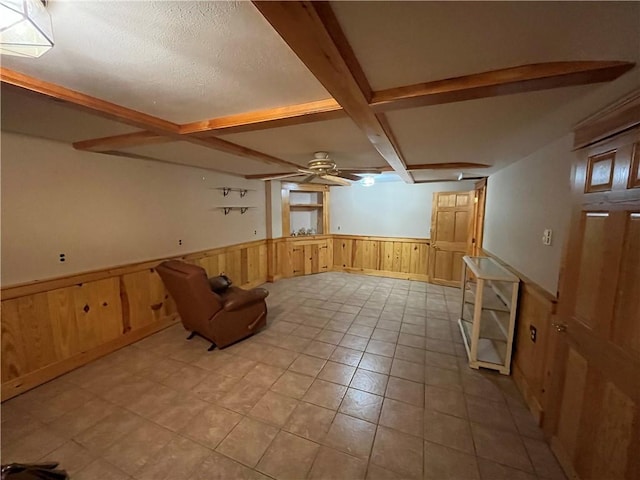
[331,1,640,90]
[2,1,329,124]
[220,117,386,169]
[386,85,597,172]
[121,141,292,176]
[1,87,137,143]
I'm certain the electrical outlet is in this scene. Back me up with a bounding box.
[530,325,537,343]
[59,253,66,263]
[542,229,552,246]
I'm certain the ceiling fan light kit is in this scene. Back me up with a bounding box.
[0,0,54,58]
[361,176,375,187]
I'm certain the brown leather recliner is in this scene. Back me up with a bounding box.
[156,260,268,349]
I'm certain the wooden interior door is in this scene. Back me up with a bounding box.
[548,128,640,480]
[472,179,487,256]
[429,190,474,286]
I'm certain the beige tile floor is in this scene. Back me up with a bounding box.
[0,272,566,480]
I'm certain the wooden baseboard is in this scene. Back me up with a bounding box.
[513,363,544,425]
[1,316,179,402]
[336,267,430,282]
[550,436,581,480]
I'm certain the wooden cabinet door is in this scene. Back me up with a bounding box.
[549,130,640,480]
[429,191,474,286]
[291,245,304,276]
[303,244,319,274]
[318,241,330,272]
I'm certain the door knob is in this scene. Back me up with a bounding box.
[552,322,567,333]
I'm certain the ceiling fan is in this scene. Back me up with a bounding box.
[256,152,381,186]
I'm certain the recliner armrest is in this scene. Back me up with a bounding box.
[222,287,269,312]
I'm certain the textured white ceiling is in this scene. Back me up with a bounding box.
[332,1,640,90]
[220,117,387,170]
[120,141,290,176]
[1,1,639,182]
[1,87,137,143]
[2,1,329,123]
[386,85,598,175]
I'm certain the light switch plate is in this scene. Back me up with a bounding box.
[542,229,552,246]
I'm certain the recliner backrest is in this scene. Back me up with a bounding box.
[156,260,223,330]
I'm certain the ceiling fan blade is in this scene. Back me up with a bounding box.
[337,172,362,181]
[298,169,316,175]
[322,174,351,186]
[301,174,316,183]
[255,172,300,181]
[340,169,383,175]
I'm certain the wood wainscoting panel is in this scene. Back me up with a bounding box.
[481,249,559,428]
[333,235,430,281]
[1,239,268,401]
[271,236,332,279]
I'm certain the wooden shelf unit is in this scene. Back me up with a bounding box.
[282,183,329,236]
[458,255,519,375]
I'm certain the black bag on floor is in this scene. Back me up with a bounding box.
[1,463,69,480]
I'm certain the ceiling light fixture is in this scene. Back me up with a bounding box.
[0,0,54,58]
[361,176,375,187]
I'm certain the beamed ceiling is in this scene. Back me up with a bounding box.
[1,1,639,183]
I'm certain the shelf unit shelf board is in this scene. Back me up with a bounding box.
[464,283,510,312]
[459,319,507,368]
[289,203,324,210]
[459,255,519,376]
[463,256,519,282]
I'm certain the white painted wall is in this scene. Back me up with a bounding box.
[1,133,266,285]
[330,180,476,238]
[267,180,282,238]
[483,134,576,296]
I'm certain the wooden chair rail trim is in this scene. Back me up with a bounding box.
[1,239,268,300]
[333,234,430,244]
[1,235,431,300]
[481,248,559,306]
[1,316,179,402]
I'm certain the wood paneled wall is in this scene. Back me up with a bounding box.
[270,235,333,280]
[1,240,268,401]
[333,235,430,281]
[482,249,558,427]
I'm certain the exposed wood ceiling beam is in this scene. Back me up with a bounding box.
[0,67,181,134]
[0,67,301,170]
[68,60,634,153]
[252,0,414,183]
[370,61,636,112]
[190,136,301,168]
[180,98,343,135]
[73,131,169,152]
